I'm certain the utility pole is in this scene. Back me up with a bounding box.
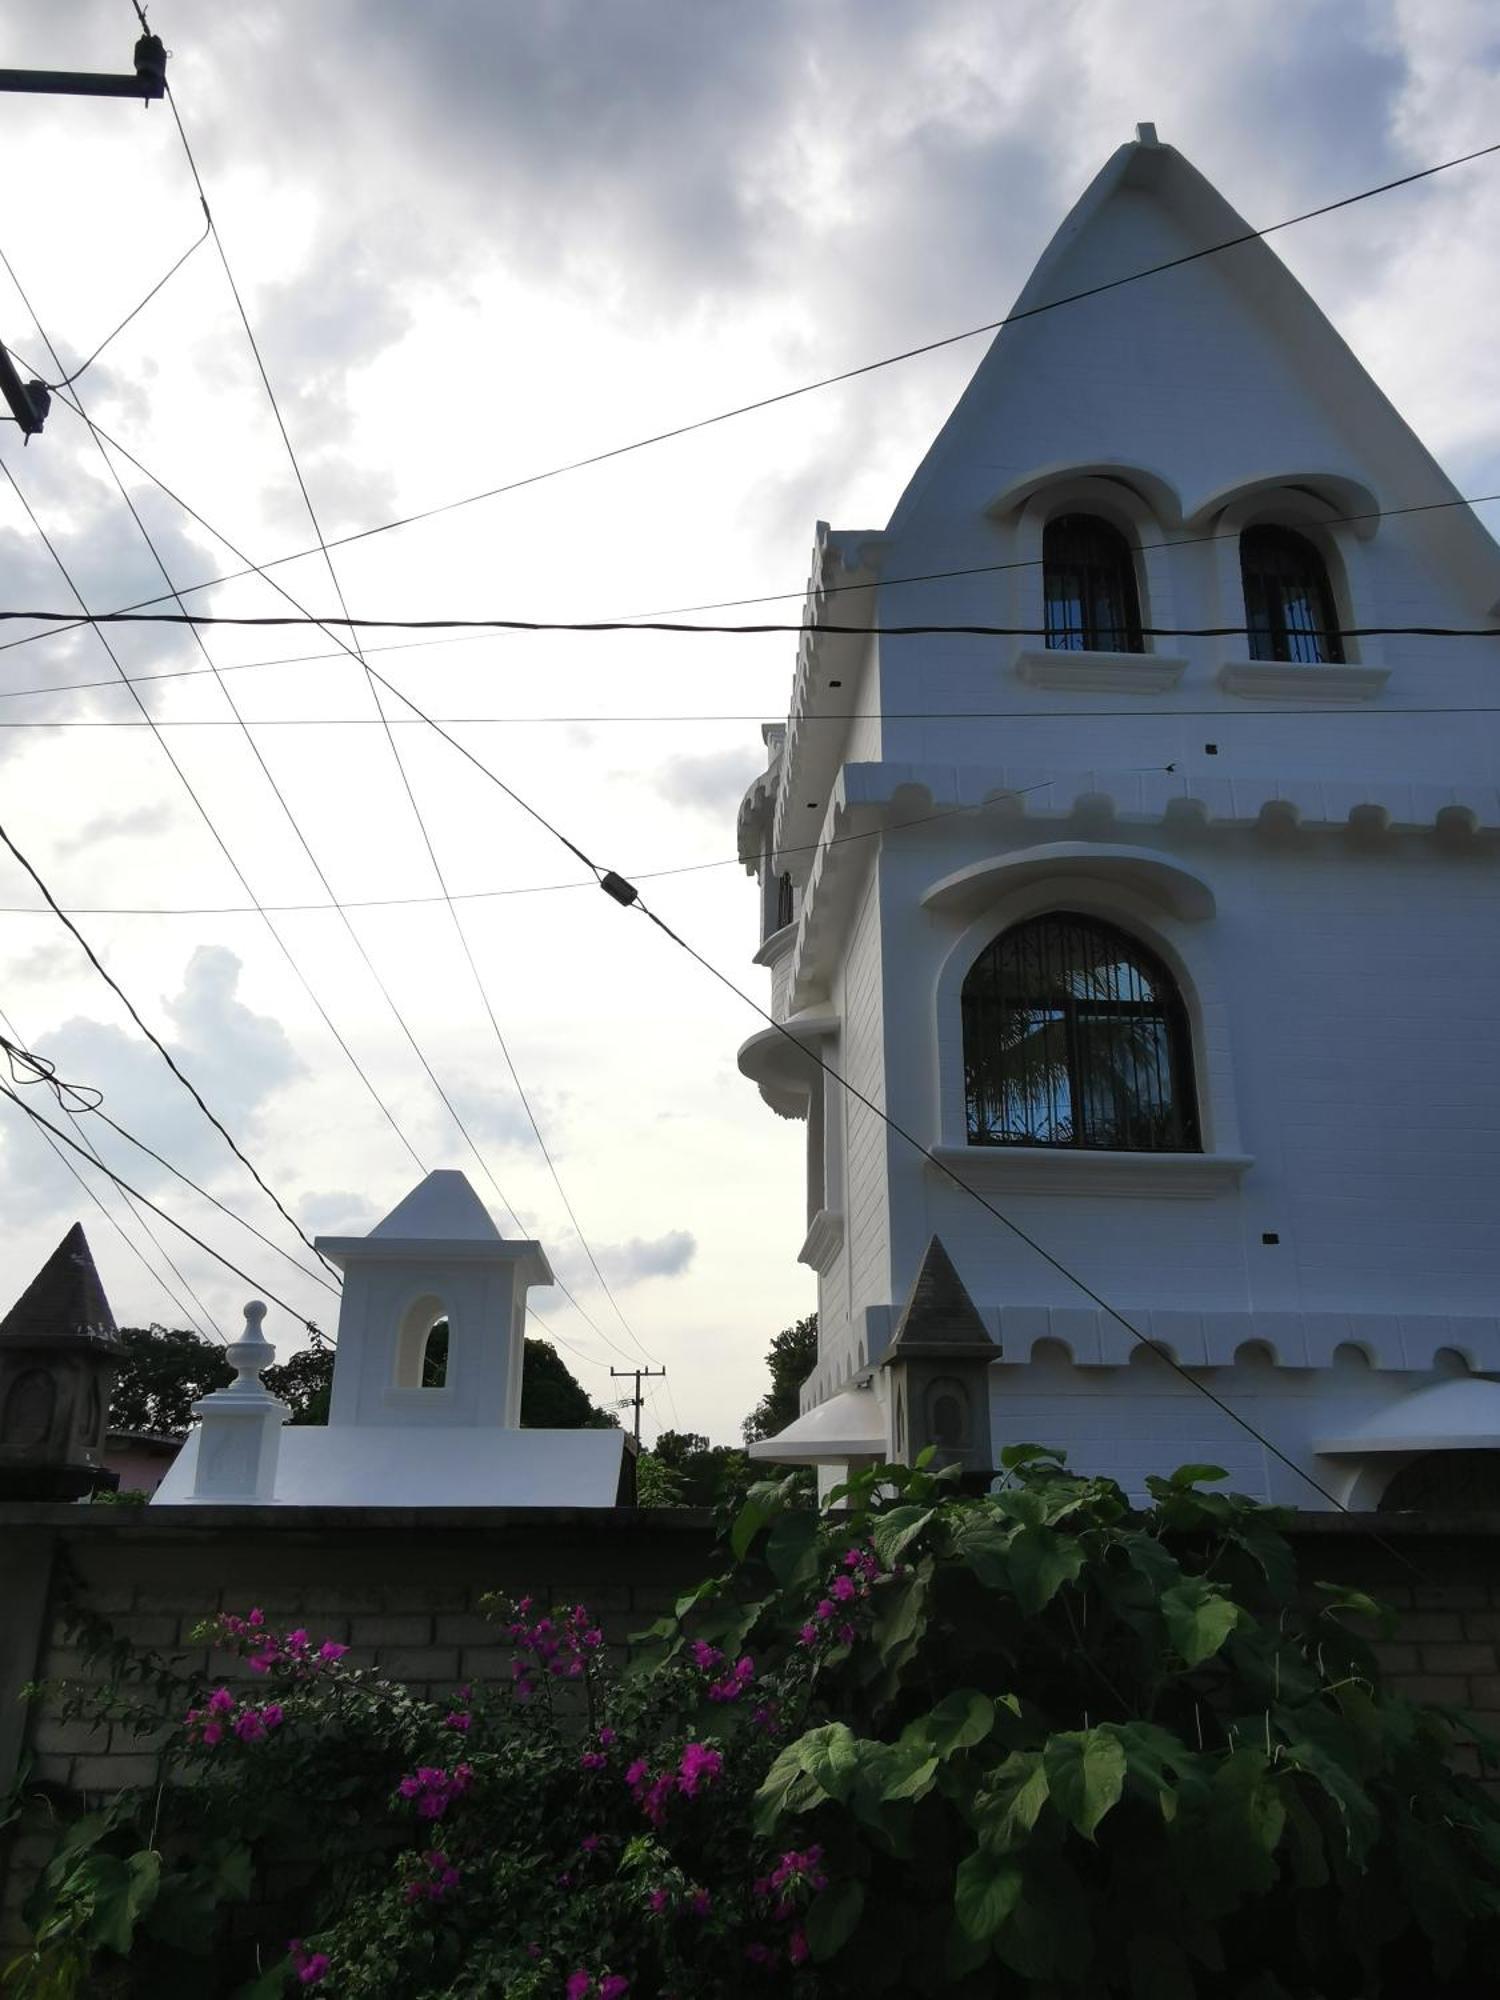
[0,24,168,437]
[610,1365,667,1448]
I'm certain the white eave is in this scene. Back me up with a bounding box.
[746,1384,885,1464]
[1317,1379,1500,1456]
[736,1007,839,1119]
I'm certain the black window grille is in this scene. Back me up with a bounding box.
[1042,514,1143,654]
[962,912,1200,1151]
[1240,525,1344,663]
[775,872,794,929]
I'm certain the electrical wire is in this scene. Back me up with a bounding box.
[95,94,676,1400]
[2,131,1497,661]
[0,1029,341,1297]
[0,609,1495,638]
[0,803,337,1283]
[38,214,211,392]
[0,1001,222,1340]
[0,1080,325,1330]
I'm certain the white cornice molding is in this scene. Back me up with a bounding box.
[797,1209,845,1273]
[1015,647,1187,694]
[1217,659,1390,702]
[924,1145,1252,1198]
[920,844,1215,922]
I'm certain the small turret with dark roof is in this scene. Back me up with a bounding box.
[0,1223,123,1499]
[881,1237,999,1479]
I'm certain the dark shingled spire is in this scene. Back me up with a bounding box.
[884,1236,998,1361]
[0,1222,119,1350]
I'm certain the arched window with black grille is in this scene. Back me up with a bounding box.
[1042,514,1143,653]
[1240,525,1343,663]
[962,913,1200,1151]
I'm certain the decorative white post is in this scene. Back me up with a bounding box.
[189,1301,289,1503]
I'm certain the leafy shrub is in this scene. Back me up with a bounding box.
[9,1450,1500,1997]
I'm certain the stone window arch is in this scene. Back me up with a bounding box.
[1043,514,1143,653]
[961,911,1200,1152]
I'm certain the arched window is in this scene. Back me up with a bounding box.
[775,872,795,929]
[1043,514,1143,653]
[1240,525,1343,663]
[962,913,1199,1151]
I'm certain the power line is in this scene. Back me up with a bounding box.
[0,1080,325,1330]
[0,1001,222,1341]
[0,1029,340,1298]
[3,136,1498,661]
[0,244,442,1189]
[0,609,1495,639]
[0,806,337,1283]
[38,212,210,391]
[145,85,666,1383]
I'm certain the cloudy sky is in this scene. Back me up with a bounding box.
[0,1,1496,1444]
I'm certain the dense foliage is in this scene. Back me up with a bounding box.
[10,1451,1500,1997]
[634,1430,753,1510]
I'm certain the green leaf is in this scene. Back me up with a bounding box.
[765,1507,821,1593]
[753,1741,824,1834]
[1005,1525,1086,1614]
[1282,1738,1379,1861]
[1111,1720,1204,1817]
[999,1441,1067,1470]
[81,1849,161,1956]
[1161,1577,1243,1667]
[954,1519,1014,1591]
[911,1689,995,1759]
[1043,1728,1127,1840]
[976,1749,1050,1851]
[870,1505,934,1568]
[805,1878,865,1960]
[1165,1463,1229,1489]
[795,1722,864,1802]
[953,1850,1023,1941]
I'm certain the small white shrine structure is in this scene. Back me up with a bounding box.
[154,1171,629,1506]
[740,126,1500,1510]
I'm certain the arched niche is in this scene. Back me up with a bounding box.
[394,1293,453,1391]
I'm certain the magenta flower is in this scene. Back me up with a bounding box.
[288,1939,330,1986]
[688,1888,712,1918]
[200,1721,223,1747]
[442,1710,472,1733]
[317,1640,348,1665]
[815,1599,835,1622]
[648,1887,669,1914]
[836,1621,857,1646]
[831,1574,856,1602]
[261,1703,284,1730]
[624,1757,649,1789]
[689,1639,724,1671]
[207,1686,236,1716]
[797,1624,818,1647]
[580,1750,608,1771]
[566,1973,592,2000]
[233,1709,266,1743]
[677,1743,723,1798]
[599,1978,630,2000]
[580,1834,602,1854]
[396,1763,472,1820]
[598,1726,617,1747]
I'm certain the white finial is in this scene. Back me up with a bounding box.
[1136,122,1160,147]
[225,1299,274,1395]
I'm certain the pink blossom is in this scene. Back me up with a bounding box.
[598,1726,617,1747]
[233,1709,266,1743]
[707,1657,755,1704]
[831,1575,857,1602]
[797,1624,818,1648]
[207,1686,237,1715]
[317,1641,348,1665]
[403,1849,460,1904]
[443,1711,471,1733]
[814,1599,835,1622]
[788,1930,809,1967]
[200,1721,223,1747]
[689,1640,724,1671]
[580,1834,602,1854]
[288,1939,330,1986]
[249,1648,278,1675]
[579,1750,608,1772]
[284,1629,310,1653]
[624,1758,649,1789]
[677,1742,723,1798]
[648,1888,669,1914]
[688,1889,712,1917]
[566,1973,592,2000]
[836,1622,856,1646]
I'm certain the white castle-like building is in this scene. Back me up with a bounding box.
[739,127,1500,1509]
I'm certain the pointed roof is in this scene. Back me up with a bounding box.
[882,1237,998,1362]
[370,1170,502,1242]
[0,1223,119,1349]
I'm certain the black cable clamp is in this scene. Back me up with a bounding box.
[599,871,639,907]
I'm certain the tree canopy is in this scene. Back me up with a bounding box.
[742,1312,817,1445]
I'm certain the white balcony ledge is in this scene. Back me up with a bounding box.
[1217,659,1389,702]
[1015,647,1187,694]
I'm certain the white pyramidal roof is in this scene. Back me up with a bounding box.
[368,1169,502,1242]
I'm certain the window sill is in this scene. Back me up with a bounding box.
[1217,659,1389,703]
[753,921,798,967]
[925,1145,1252,1198]
[1015,648,1186,694]
[797,1209,845,1272]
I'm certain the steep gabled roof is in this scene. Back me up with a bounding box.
[883,1236,997,1362]
[0,1222,119,1349]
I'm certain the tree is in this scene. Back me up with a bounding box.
[519,1338,619,1429]
[742,1311,817,1444]
[641,1428,752,1509]
[107,1326,612,1438]
[108,1326,231,1438]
